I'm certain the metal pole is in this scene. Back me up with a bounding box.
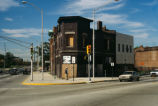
[3,42,6,69]
[112,66,113,79]
[37,42,39,71]
[21,1,44,80]
[73,64,74,82]
[88,54,91,81]
[31,43,33,81]
[93,9,95,80]
[41,9,44,80]
[31,57,33,81]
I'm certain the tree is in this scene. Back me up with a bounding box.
[0,54,4,67]
[34,41,50,63]
[5,52,14,67]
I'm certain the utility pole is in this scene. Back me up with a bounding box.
[30,43,34,81]
[3,42,6,69]
[92,0,119,81]
[37,43,39,71]
[92,9,95,80]
[41,9,44,80]
[87,45,92,81]
[21,1,44,80]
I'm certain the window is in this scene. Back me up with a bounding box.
[126,45,129,52]
[82,33,87,47]
[130,45,132,53]
[107,40,110,50]
[66,35,74,47]
[118,44,120,52]
[122,44,124,52]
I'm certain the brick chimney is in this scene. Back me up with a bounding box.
[53,26,57,34]
[97,21,102,30]
[102,26,106,31]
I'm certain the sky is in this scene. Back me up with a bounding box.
[0,0,158,60]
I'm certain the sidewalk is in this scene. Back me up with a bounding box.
[22,72,119,85]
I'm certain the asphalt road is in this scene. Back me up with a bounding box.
[0,75,158,106]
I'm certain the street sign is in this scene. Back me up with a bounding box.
[72,57,76,64]
[63,56,71,64]
[111,62,114,67]
[45,61,50,63]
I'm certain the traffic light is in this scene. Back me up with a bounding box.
[86,45,91,54]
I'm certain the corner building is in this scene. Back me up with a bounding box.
[50,16,134,79]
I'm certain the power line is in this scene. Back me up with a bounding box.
[0,35,31,44]
[0,36,30,49]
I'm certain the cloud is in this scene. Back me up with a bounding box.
[0,49,4,54]
[133,33,149,38]
[130,8,140,14]
[142,0,158,6]
[96,13,144,28]
[4,17,13,22]
[126,22,144,28]
[129,29,150,38]
[2,28,48,38]
[59,0,123,15]
[9,48,30,60]
[0,0,19,11]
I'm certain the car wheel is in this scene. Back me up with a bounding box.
[136,78,139,81]
[129,78,133,82]
[120,80,122,82]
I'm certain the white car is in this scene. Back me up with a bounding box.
[119,71,140,82]
[150,70,158,77]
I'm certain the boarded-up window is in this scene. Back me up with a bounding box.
[66,35,74,47]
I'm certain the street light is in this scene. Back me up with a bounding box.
[92,0,119,80]
[22,1,44,80]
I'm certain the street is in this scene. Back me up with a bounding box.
[0,75,158,106]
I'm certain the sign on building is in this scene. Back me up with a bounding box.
[72,56,76,64]
[63,56,71,64]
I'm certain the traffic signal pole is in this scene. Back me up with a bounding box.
[30,43,33,81]
[87,45,91,82]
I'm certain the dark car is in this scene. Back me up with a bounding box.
[23,69,30,75]
[0,70,3,74]
[9,68,18,75]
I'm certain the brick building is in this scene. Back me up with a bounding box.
[50,16,134,78]
[135,46,158,71]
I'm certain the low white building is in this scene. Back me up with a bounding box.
[115,32,134,71]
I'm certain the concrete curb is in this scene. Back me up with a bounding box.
[21,76,119,86]
[22,82,87,86]
[21,76,87,85]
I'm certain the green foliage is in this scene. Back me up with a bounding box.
[34,42,50,61]
[0,52,23,68]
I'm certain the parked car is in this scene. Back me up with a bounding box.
[0,70,3,74]
[9,68,19,75]
[23,69,30,75]
[150,70,158,77]
[119,71,140,82]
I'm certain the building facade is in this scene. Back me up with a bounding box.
[135,46,158,71]
[115,32,134,75]
[50,16,134,78]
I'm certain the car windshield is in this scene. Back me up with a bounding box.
[123,72,133,75]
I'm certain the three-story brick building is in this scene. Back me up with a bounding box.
[50,16,134,78]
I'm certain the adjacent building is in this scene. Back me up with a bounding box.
[50,16,134,78]
[135,46,158,71]
[115,32,134,74]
